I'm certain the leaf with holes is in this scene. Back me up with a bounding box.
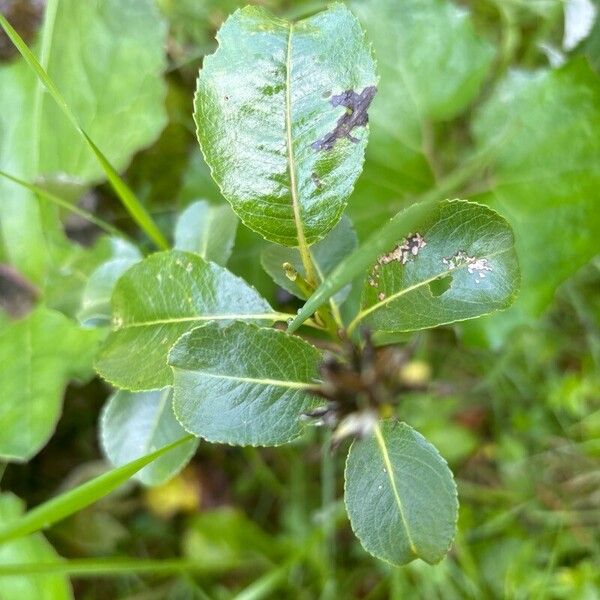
[174,200,238,266]
[344,421,458,565]
[100,388,198,486]
[261,215,358,302]
[194,4,377,254]
[169,322,321,446]
[348,200,519,334]
[95,250,283,391]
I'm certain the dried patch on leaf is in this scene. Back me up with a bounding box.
[442,251,492,284]
[367,233,426,290]
[312,86,377,151]
[378,233,426,266]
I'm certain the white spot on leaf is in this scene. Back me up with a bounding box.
[443,251,492,283]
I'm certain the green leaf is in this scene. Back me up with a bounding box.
[0,307,103,462]
[194,4,377,261]
[45,236,135,319]
[288,198,439,333]
[30,0,167,181]
[349,0,494,233]
[0,59,62,283]
[169,322,321,446]
[78,240,142,327]
[174,200,238,266]
[100,388,198,486]
[344,421,458,566]
[0,436,193,545]
[0,494,72,600]
[95,250,284,391]
[0,0,169,272]
[470,59,600,338]
[348,200,519,334]
[261,215,358,303]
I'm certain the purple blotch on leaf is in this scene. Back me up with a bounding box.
[311,86,377,151]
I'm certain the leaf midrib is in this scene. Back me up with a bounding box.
[175,369,321,391]
[285,22,314,282]
[114,313,289,330]
[373,423,418,558]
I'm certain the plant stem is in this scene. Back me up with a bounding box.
[320,430,337,600]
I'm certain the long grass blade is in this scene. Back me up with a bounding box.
[0,436,194,545]
[0,558,246,577]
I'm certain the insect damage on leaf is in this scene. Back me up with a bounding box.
[442,251,492,284]
[312,86,378,151]
[367,233,426,289]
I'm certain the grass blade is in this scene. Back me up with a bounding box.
[0,436,194,545]
[287,199,437,334]
[0,558,245,578]
[0,170,124,238]
[0,13,169,251]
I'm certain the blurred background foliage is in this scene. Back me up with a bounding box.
[0,0,599,598]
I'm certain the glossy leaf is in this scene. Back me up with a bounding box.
[261,215,358,302]
[0,494,72,600]
[95,250,283,391]
[169,322,321,446]
[349,0,494,233]
[288,198,439,333]
[344,421,458,566]
[174,200,238,266]
[471,59,600,340]
[348,200,519,334]
[194,4,377,250]
[0,307,102,461]
[0,436,193,544]
[101,388,198,486]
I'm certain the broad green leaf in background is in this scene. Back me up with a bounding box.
[78,240,143,327]
[100,388,198,486]
[348,200,519,334]
[261,215,358,302]
[344,421,458,566]
[194,4,377,274]
[0,0,167,282]
[349,0,495,233]
[36,0,167,180]
[0,494,72,600]
[169,322,321,446]
[0,58,58,283]
[174,200,238,265]
[0,307,102,461]
[470,59,600,342]
[95,250,284,391]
